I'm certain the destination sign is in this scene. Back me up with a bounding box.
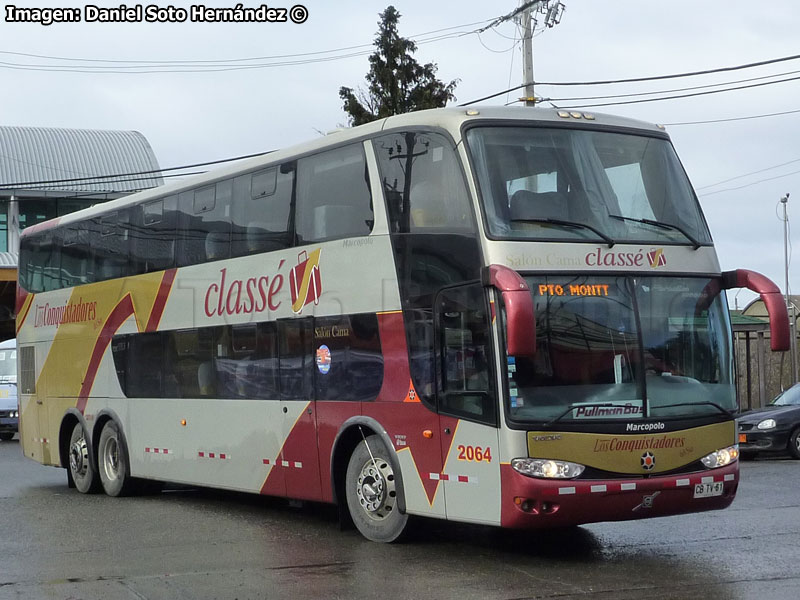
[537,283,610,297]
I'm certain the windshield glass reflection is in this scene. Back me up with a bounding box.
[467,127,711,246]
[507,276,735,423]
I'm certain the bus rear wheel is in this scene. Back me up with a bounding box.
[68,423,99,494]
[345,435,408,543]
[98,421,133,497]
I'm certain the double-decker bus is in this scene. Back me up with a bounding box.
[16,107,788,542]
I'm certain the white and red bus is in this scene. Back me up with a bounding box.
[16,107,788,542]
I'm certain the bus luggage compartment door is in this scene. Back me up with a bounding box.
[279,318,322,501]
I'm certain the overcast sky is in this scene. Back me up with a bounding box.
[2,0,799,307]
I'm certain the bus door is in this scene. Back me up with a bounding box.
[278,318,322,500]
[435,283,501,524]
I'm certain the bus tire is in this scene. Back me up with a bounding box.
[68,422,99,494]
[0,432,14,441]
[345,435,408,543]
[97,420,134,497]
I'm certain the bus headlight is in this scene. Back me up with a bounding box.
[511,458,585,479]
[756,418,777,430]
[700,445,739,469]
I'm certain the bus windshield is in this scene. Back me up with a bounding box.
[507,276,735,422]
[466,126,712,246]
[0,346,17,382]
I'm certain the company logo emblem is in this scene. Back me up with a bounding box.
[290,249,322,313]
[316,345,331,374]
[640,451,656,470]
[647,248,667,268]
[633,491,661,511]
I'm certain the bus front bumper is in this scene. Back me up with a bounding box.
[500,462,738,529]
[0,412,18,432]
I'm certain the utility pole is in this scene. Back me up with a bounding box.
[781,193,798,383]
[521,7,535,106]
[518,1,565,107]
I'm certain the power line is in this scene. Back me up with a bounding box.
[0,151,271,190]
[556,72,800,109]
[547,68,800,103]
[0,20,492,65]
[476,31,519,54]
[664,107,800,126]
[697,158,800,191]
[0,18,497,74]
[699,168,800,197]
[536,53,800,87]
[36,171,209,198]
[477,1,542,34]
[459,83,529,106]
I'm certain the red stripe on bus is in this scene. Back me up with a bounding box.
[16,292,33,333]
[376,311,412,402]
[76,294,135,414]
[145,269,177,332]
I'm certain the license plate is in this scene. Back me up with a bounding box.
[738,433,747,443]
[693,482,724,498]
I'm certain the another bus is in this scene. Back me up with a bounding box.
[0,338,18,441]
[16,107,788,542]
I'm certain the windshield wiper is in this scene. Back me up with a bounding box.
[512,218,615,248]
[608,215,701,250]
[649,401,734,417]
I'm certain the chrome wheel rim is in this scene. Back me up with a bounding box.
[102,436,120,482]
[70,435,89,479]
[356,457,397,521]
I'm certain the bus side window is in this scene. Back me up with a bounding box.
[61,221,93,286]
[176,179,233,267]
[373,131,473,233]
[18,235,35,292]
[130,196,177,274]
[230,166,293,257]
[93,211,129,281]
[295,144,373,244]
[40,230,61,292]
[279,319,312,401]
[216,323,279,399]
[125,332,165,398]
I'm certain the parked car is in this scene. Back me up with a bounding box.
[0,338,18,442]
[739,383,800,459]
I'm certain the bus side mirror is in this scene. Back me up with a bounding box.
[722,269,790,351]
[483,265,536,357]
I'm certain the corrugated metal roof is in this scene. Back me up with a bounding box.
[0,126,163,194]
[0,252,17,268]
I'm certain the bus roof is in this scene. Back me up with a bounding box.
[23,106,667,235]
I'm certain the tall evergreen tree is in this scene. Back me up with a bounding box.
[339,6,458,126]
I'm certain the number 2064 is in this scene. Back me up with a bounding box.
[457,445,492,462]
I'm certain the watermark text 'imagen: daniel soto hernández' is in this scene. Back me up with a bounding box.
[4,4,309,25]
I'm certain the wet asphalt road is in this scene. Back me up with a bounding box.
[1,435,798,600]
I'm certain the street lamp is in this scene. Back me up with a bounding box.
[780,193,797,382]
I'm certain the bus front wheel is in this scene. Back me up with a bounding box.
[98,421,133,497]
[68,423,99,494]
[345,435,408,543]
